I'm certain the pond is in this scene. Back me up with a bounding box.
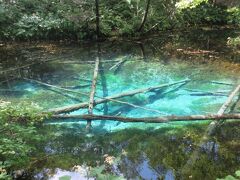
[0,29,240,179]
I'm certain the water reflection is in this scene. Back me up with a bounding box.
[30,121,240,179]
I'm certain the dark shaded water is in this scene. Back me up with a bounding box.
[0,29,240,179]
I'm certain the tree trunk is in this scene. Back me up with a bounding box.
[181,84,240,176]
[52,113,240,123]
[87,45,100,129]
[138,0,151,32]
[95,0,100,40]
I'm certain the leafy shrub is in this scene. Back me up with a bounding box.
[227,7,240,25]
[0,0,239,40]
[178,2,229,26]
[0,101,45,178]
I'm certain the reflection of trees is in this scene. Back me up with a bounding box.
[32,121,240,179]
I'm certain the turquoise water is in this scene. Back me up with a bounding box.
[0,29,240,179]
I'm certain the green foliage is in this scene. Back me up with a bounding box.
[13,13,65,39]
[217,170,240,180]
[177,2,229,26]
[227,36,240,47]
[227,7,240,25]
[0,0,239,40]
[0,101,45,178]
[176,0,208,9]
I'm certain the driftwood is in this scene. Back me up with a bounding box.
[181,84,240,175]
[52,113,240,123]
[48,79,190,114]
[87,56,100,129]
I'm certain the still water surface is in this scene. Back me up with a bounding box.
[0,29,240,179]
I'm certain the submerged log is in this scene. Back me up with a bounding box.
[51,113,240,123]
[181,84,240,175]
[99,61,109,115]
[25,77,177,115]
[109,57,127,71]
[23,78,88,96]
[48,79,190,114]
[183,88,228,96]
[61,84,91,89]
[87,55,100,129]
[210,81,234,86]
[105,98,168,115]
[72,77,93,83]
[55,59,121,65]
[0,89,28,93]
[217,84,240,115]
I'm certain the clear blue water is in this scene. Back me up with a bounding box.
[0,29,240,179]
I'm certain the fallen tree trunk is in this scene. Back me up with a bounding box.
[48,79,190,114]
[106,98,168,115]
[183,88,228,96]
[205,84,240,135]
[61,84,91,89]
[217,84,240,115]
[210,81,234,86]
[51,113,240,123]
[47,88,82,102]
[99,61,109,115]
[72,77,93,83]
[109,57,127,71]
[23,78,88,96]
[54,59,121,65]
[25,77,173,115]
[181,84,240,176]
[87,54,100,129]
